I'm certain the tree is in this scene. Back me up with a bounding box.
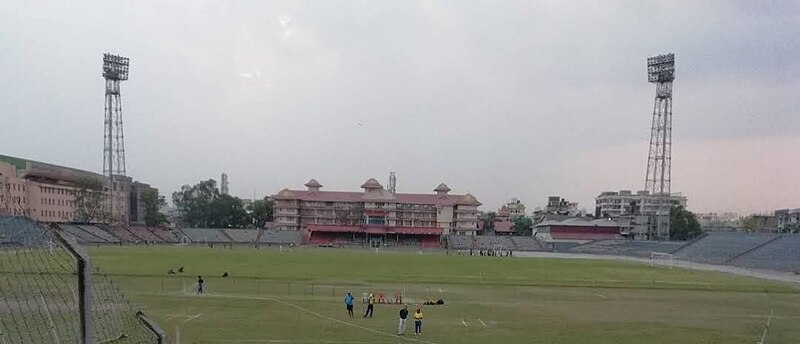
[512,216,533,236]
[172,179,220,227]
[208,194,249,228]
[72,176,108,224]
[669,206,702,240]
[140,188,167,226]
[248,197,274,228]
[479,211,497,235]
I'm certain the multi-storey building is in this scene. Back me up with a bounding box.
[0,154,154,225]
[775,208,800,232]
[545,196,579,215]
[595,190,687,239]
[497,198,526,221]
[274,178,481,245]
[595,190,686,218]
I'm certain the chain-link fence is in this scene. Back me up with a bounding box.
[0,216,166,343]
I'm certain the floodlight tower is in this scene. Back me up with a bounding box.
[644,53,675,239]
[102,53,130,224]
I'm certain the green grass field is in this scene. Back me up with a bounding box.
[89,246,800,344]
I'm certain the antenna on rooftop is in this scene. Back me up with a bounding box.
[388,171,397,195]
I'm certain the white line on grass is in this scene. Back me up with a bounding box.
[203,340,393,343]
[184,313,202,322]
[477,318,487,327]
[460,318,468,327]
[209,294,438,344]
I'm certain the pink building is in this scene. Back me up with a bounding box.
[0,154,153,224]
[274,178,482,245]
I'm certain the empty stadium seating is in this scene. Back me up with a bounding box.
[127,227,164,243]
[178,228,232,243]
[78,225,119,243]
[260,230,301,245]
[61,225,106,243]
[673,232,780,264]
[730,235,800,272]
[224,229,258,243]
[106,226,141,243]
[568,240,685,258]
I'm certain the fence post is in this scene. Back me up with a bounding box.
[52,228,94,344]
[137,311,167,344]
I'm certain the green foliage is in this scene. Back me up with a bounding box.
[172,179,220,227]
[72,176,108,223]
[171,179,255,228]
[140,189,167,226]
[479,211,497,235]
[209,194,250,228]
[247,197,274,228]
[670,206,702,240]
[512,216,533,236]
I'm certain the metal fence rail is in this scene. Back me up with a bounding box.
[0,216,166,344]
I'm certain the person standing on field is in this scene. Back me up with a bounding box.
[397,305,408,335]
[413,307,423,335]
[363,293,375,318]
[344,292,355,318]
[197,276,204,294]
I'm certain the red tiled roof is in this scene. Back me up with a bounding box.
[360,178,383,189]
[550,232,622,240]
[434,183,451,192]
[276,189,478,206]
[494,221,514,232]
[304,179,322,188]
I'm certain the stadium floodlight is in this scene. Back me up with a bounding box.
[102,53,130,81]
[647,53,674,83]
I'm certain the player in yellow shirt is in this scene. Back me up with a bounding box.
[413,307,423,335]
[363,293,375,318]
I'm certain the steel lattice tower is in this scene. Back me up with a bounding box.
[644,53,675,239]
[102,53,129,224]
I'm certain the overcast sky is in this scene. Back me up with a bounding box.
[1,1,798,214]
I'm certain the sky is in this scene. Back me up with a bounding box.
[1,1,798,214]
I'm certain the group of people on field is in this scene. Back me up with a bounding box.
[344,292,424,336]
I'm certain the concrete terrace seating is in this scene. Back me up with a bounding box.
[0,216,51,247]
[446,235,474,249]
[106,226,141,243]
[673,232,780,264]
[259,230,301,245]
[179,228,232,243]
[61,225,106,243]
[510,236,546,251]
[568,240,685,258]
[474,236,513,250]
[127,227,164,243]
[224,229,258,243]
[149,228,179,243]
[78,225,119,243]
[730,235,800,273]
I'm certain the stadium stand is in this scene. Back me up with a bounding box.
[150,228,179,243]
[0,216,51,247]
[61,225,106,243]
[78,225,120,243]
[259,229,301,245]
[673,232,780,264]
[105,225,141,243]
[224,228,258,243]
[178,228,232,243]
[127,226,164,243]
[510,236,546,251]
[729,234,800,273]
[446,235,474,250]
[568,240,685,258]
